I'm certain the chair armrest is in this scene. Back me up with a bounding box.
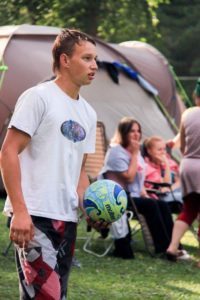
[145,180,172,189]
[145,188,167,197]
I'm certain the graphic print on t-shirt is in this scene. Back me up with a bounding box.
[61,120,86,142]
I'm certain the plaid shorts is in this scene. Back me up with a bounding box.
[14,216,77,300]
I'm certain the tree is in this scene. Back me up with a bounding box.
[0,0,169,43]
[41,0,170,42]
[153,0,200,96]
[0,0,57,25]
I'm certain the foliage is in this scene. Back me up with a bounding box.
[0,1,199,91]
[155,0,200,75]
[49,0,156,42]
[0,0,169,42]
[0,0,54,25]
[0,0,199,111]
[1,199,200,300]
[154,0,200,96]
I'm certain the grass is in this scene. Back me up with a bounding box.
[0,199,200,300]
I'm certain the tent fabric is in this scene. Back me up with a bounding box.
[81,68,175,140]
[0,24,184,191]
[115,41,184,126]
[112,61,159,95]
[0,24,60,36]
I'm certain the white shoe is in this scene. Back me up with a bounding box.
[177,249,191,260]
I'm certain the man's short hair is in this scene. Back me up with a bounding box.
[52,29,96,72]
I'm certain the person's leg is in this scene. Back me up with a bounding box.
[167,194,200,256]
[167,220,189,254]
[156,200,175,240]
[133,197,171,253]
[56,222,77,298]
[15,217,61,300]
[15,216,76,300]
[110,214,134,259]
[157,200,187,253]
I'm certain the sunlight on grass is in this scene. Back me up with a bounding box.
[1,199,200,300]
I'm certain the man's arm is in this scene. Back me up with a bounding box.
[0,127,34,248]
[76,154,110,229]
[77,154,90,217]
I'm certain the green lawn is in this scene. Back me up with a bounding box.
[0,199,200,300]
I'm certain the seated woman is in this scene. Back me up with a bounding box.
[144,136,183,213]
[99,117,187,259]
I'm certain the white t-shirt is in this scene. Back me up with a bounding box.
[4,81,97,222]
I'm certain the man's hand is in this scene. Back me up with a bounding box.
[86,216,110,232]
[10,212,34,249]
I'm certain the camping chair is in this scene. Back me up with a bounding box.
[145,180,200,243]
[82,121,113,257]
[82,190,155,258]
[128,196,155,256]
[83,122,155,257]
[83,200,156,258]
[83,210,134,258]
[145,180,183,214]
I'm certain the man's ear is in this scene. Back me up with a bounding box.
[60,53,70,68]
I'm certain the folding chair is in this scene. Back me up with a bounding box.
[82,121,111,257]
[83,122,155,257]
[83,211,134,258]
[128,196,155,257]
[145,180,200,243]
[145,180,183,214]
[83,227,114,258]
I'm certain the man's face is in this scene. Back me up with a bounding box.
[66,41,98,87]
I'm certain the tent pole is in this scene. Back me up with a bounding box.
[154,95,179,133]
[0,60,8,90]
[153,95,181,163]
[169,65,193,107]
[0,60,11,146]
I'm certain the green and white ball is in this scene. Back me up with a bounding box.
[83,179,128,222]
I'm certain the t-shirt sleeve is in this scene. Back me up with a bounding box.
[8,88,46,137]
[105,147,129,172]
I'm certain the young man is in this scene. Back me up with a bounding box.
[0,29,98,299]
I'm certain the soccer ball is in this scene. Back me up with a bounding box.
[83,179,128,223]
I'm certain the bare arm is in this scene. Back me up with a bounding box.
[77,154,90,217]
[0,128,34,248]
[180,122,186,155]
[121,154,138,183]
[166,133,180,149]
[120,140,140,183]
[77,154,110,229]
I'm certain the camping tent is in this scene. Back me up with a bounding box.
[0,24,184,190]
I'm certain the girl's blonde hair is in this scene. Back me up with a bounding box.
[144,136,164,150]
